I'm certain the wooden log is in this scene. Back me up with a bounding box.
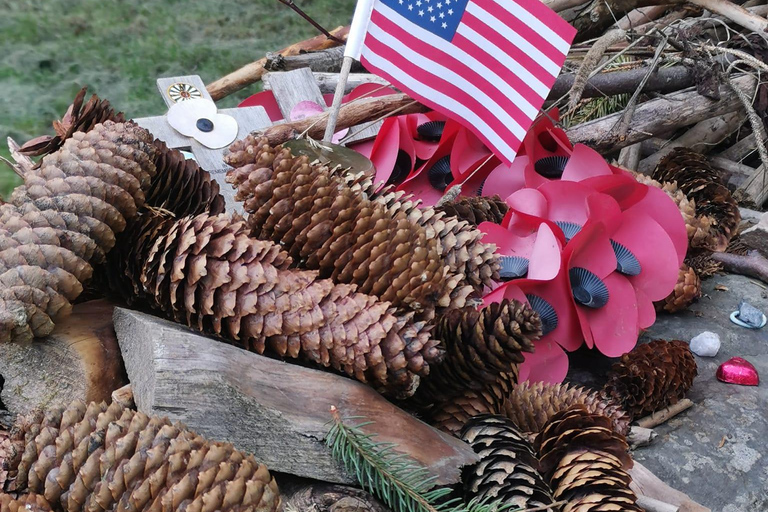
[252,93,429,147]
[206,26,349,101]
[709,155,754,189]
[737,164,768,205]
[312,72,392,95]
[265,47,365,74]
[629,462,711,512]
[566,75,756,153]
[562,0,661,42]
[113,307,477,485]
[0,299,126,416]
[717,133,763,162]
[686,0,768,33]
[637,111,745,174]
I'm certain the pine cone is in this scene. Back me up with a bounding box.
[1,400,280,512]
[653,148,740,252]
[413,300,539,405]
[601,339,698,421]
[655,264,701,313]
[460,415,557,511]
[19,88,125,159]
[0,494,51,512]
[685,253,722,278]
[534,406,641,512]
[107,210,439,398]
[146,140,226,217]
[429,372,515,436]
[226,140,459,316]
[226,136,499,310]
[0,121,158,343]
[503,381,630,436]
[435,195,509,226]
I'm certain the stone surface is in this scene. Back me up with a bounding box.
[736,301,765,328]
[635,273,768,512]
[690,331,721,357]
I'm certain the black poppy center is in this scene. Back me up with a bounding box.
[196,118,214,132]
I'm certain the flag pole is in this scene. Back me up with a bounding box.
[323,0,375,143]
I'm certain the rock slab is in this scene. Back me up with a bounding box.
[113,307,478,485]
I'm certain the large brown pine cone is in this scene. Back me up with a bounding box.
[145,140,226,217]
[601,339,697,421]
[413,300,539,405]
[19,88,125,159]
[434,195,509,226]
[1,400,280,512]
[107,210,439,398]
[653,148,740,252]
[460,415,557,511]
[534,406,640,512]
[655,264,701,313]
[225,137,498,313]
[429,372,515,436]
[0,121,158,343]
[503,381,630,436]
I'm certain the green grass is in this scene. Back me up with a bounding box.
[0,0,355,196]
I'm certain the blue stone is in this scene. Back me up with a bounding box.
[738,301,765,328]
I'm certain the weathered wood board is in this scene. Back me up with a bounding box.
[114,307,478,485]
[0,299,126,416]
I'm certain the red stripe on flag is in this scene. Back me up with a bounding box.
[361,38,522,160]
[502,0,577,41]
[369,11,534,129]
[460,12,555,89]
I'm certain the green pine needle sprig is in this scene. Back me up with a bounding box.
[326,406,557,512]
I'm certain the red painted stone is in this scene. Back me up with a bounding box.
[717,357,759,386]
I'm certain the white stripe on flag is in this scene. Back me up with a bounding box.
[366,23,529,139]
[455,22,549,97]
[372,2,540,119]
[491,0,571,55]
[361,45,518,160]
[464,2,561,78]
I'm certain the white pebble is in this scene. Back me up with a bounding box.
[690,331,721,357]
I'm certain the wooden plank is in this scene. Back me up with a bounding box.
[264,68,327,121]
[156,75,213,106]
[0,300,126,416]
[114,307,478,485]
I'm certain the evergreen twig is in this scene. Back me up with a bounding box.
[325,406,562,512]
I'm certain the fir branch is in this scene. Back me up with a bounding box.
[326,406,561,512]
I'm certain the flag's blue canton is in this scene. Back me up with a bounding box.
[379,0,470,41]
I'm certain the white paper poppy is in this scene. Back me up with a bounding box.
[166,98,239,149]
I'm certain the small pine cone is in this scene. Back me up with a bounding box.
[601,339,698,421]
[429,372,515,436]
[109,210,439,398]
[373,189,500,294]
[435,195,509,226]
[655,264,701,313]
[0,494,51,512]
[145,140,226,217]
[3,400,280,512]
[226,139,458,316]
[19,89,126,160]
[503,381,630,436]
[413,300,540,404]
[653,149,741,251]
[726,236,750,256]
[685,253,722,278]
[460,415,557,511]
[0,121,158,343]
[534,406,641,512]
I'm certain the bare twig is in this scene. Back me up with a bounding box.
[277,0,345,43]
[684,0,768,34]
[636,399,694,429]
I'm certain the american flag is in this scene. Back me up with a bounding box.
[354,0,576,164]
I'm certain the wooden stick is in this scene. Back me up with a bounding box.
[718,133,763,162]
[243,93,428,147]
[618,143,643,171]
[637,495,680,512]
[206,26,349,101]
[312,72,391,94]
[711,249,768,285]
[566,74,755,153]
[636,399,694,429]
[629,461,711,512]
[324,56,354,142]
[737,164,768,205]
[265,46,364,73]
[637,111,745,173]
[685,0,768,33]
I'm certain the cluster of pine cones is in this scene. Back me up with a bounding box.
[634,148,742,313]
[0,90,701,512]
